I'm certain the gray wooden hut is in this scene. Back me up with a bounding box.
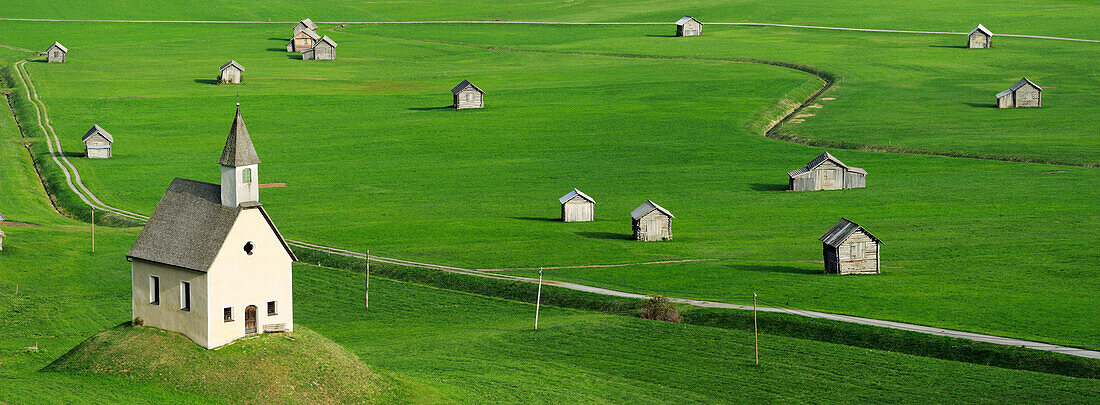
[302,35,337,60]
[996,77,1042,108]
[287,28,320,52]
[559,188,595,222]
[82,124,114,159]
[787,152,866,191]
[967,24,992,49]
[676,16,702,37]
[45,42,68,63]
[631,200,674,241]
[293,18,319,35]
[452,80,484,109]
[219,60,243,84]
[820,218,882,275]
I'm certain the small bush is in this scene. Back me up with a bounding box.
[638,296,682,323]
[132,317,143,326]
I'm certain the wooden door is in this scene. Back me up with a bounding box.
[821,169,839,189]
[245,305,257,334]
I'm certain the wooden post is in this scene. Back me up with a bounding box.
[364,250,370,310]
[753,292,759,365]
[534,268,543,331]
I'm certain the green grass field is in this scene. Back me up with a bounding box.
[0,1,1098,401]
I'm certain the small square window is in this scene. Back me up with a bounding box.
[224,307,234,322]
[267,301,277,316]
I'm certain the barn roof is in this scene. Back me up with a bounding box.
[787,151,866,178]
[316,35,338,47]
[996,77,1041,98]
[127,178,296,272]
[82,124,114,143]
[631,200,674,220]
[296,29,321,40]
[220,60,244,72]
[676,16,699,26]
[0,211,5,221]
[298,18,319,31]
[218,105,261,167]
[451,79,484,95]
[559,188,595,204]
[819,218,882,247]
[47,42,68,53]
[969,24,992,37]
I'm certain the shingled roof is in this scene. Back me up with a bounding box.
[127,178,296,272]
[676,16,699,26]
[316,35,338,47]
[969,24,992,37]
[451,79,483,95]
[631,200,674,220]
[559,188,595,205]
[298,18,319,31]
[47,42,68,53]
[819,218,882,247]
[218,106,260,167]
[996,77,1041,98]
[787,151,866,178]
[82,124,114,143]
[220,60,244,72]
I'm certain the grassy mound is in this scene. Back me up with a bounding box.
[44,324,395,404]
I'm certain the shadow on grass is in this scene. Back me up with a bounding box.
[287,54,303,60]
[727,264,820,275]
[929,45,968,49]
[62,151,83,158]
[509,216,560,222]
[268,37,288,41]
[576,231,633,240]
[964,102,997,109]
[645,35,678,38]
[266,47,288,52]
[194,79,219,85]
[408,106,453,111]
[750,183,788,192]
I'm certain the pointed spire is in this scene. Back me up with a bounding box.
[218,104,261,167]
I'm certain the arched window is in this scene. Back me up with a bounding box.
[242,168,252,183]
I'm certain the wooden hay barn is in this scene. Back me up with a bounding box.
[82,125,114,159]
[218,60,243,84]
[631,200,674,241]
[287,28,320,52]
[559,189,595,222]
[293,18,319,35]
[452,80,484,109]
[996,78,1042,108]
[787,152,866,191]
[302,36,337,60]
[820,218,882,275]
[45,42,67,63]
[968,24,992,49]
[676,16,702,37]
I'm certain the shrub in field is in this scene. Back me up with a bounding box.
[638,296,682,323]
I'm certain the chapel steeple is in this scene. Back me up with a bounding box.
[220,104,260,208]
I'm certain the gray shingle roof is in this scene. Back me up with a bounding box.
[819,218,882,247]
[969,24,992,37]
[315,35,337,47]
[0,211,5,221]
[787,151,866,178]
[127,178,296,272]
[82,124,114,143]
[559,188,595,205]
[47,42,68,53]
[295,29,321,40]
[451,79,484,95]
[997,77,1041,98]
[676,16,699,26]
[218,106,261,167]
[631,200,674,220]
[220,60,243,72]
[299,18,319,31]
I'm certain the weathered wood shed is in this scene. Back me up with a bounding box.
[996,77,1042,108]
[676,16,702,37]
[82,124,114,159]
[218,60,243,84]
[559,188,595,222]
[302,35,337,60]
[287,28,320,52]
[820,218,882,275]
[293,18,319,35]
[787,152,866,191]
[451,80,484,109]
[631,200,674,241]
[45,42,68,63]
[968,24,992,49]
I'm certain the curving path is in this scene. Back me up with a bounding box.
[5,43,1099,360]
[0,17,1098,43]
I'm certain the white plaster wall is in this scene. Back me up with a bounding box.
[132,260,210,347]
[220,164,258,208]
[205,208,294,349]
